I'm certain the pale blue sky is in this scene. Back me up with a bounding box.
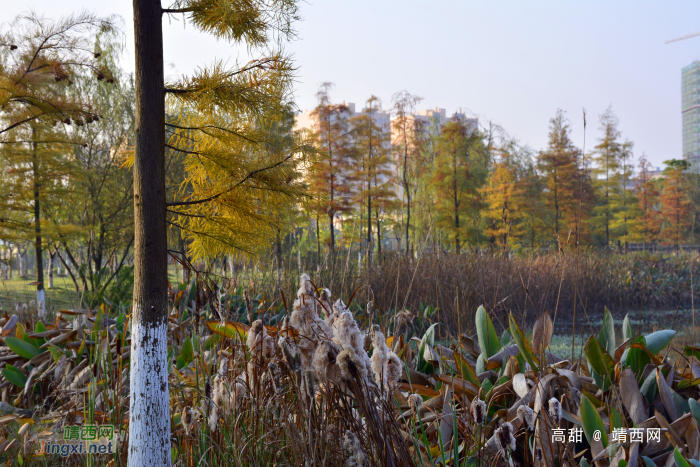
[6,1,700,168]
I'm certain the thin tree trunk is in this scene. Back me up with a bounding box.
[276,228,283,289]
[128,1,171,465]
[48,251,54,289]
[315,215,321,273]
[375,208,382,258]
[32,134,45,317]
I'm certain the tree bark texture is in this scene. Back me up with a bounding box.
[128,0,171,465]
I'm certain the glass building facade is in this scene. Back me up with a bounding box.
[682,61,700,171]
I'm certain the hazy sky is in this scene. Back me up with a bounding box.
[7,1,700,168]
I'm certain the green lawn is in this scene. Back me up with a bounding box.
[0,266,185,314]
[0,274,83,313]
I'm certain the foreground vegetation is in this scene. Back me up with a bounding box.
[0,273,695,466]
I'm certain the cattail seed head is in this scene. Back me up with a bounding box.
[182,406,195,435]
[471,398,486,425]
[337,349,367,381]
[205,376,211,400]
[495,421,516,454]
[517,405,535,432]
[385,353,402,394]
[408,394,423,414]
[548,397,562,426]
[343,430,368,467]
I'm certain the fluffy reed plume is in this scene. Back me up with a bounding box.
[181,406,196,435]
[371,325,389,387]
[517,405,535,432]
[548,397,562,426]
[312,340,341,382]
[494,421,516,454]
[209,374,226,432]
[408,394,423,415]
[384,353,402,394]
[247,319,275,359]
[343,430,368,467]
[337,348,368,381]
[471,398,486,425]
[332,300,366,358]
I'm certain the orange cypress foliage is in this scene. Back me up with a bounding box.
[481,150,526,252]
[307,83,354,253]
[630,155,661,250]
[538,110,594,246]
[659,159,691,252]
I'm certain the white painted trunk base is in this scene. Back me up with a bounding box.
[128,314,171,466]
[36,289,45,319]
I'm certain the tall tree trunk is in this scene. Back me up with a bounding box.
[48,251,54,289]
[276,228,283,289]
[315,215,321,273]
[403,135,410,255]
[375,208,382,259]
[454,157,460,255]
[128,1,171,465]
[329,212,335,255]
[32,132,45,318]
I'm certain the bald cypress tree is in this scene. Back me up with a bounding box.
[0,13,116,315]
[129,1,303,465]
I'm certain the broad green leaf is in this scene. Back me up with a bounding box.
[508,313,538,373]
[454,352,480,387]
[475,353,486,374]
[48,346,62,363]
[690,398,700,426]
[116,313,125,333]
[205,320,248,340]
[583,336,615,392]
[580,394,608,447]
[641,455,657,467]
[4,337,39,360]
[33,322,46,348]
[176,356,186,370]
[618,461,628,467]
[644,330,675,355]
[188,277,197,307]
[93,306,103,340]
[416,323,438,374]
[580,459,592,467]
[623,337,653,382]
[673,448,693,467]
[179,337,194,366]
[684,345,700,361]
[640,369,659,404]
[2,364,27,387]
[202,333,222,351]
[609,406,623,430]
[672,389,690,416]
[623,314,634,342]
[475,306,499,358]
[599,308,616,357]
[499,329,512,347]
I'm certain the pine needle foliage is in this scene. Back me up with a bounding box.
[0,12,117,135]
[159,0,312,261]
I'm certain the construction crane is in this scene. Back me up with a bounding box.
[666,31,700,44]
